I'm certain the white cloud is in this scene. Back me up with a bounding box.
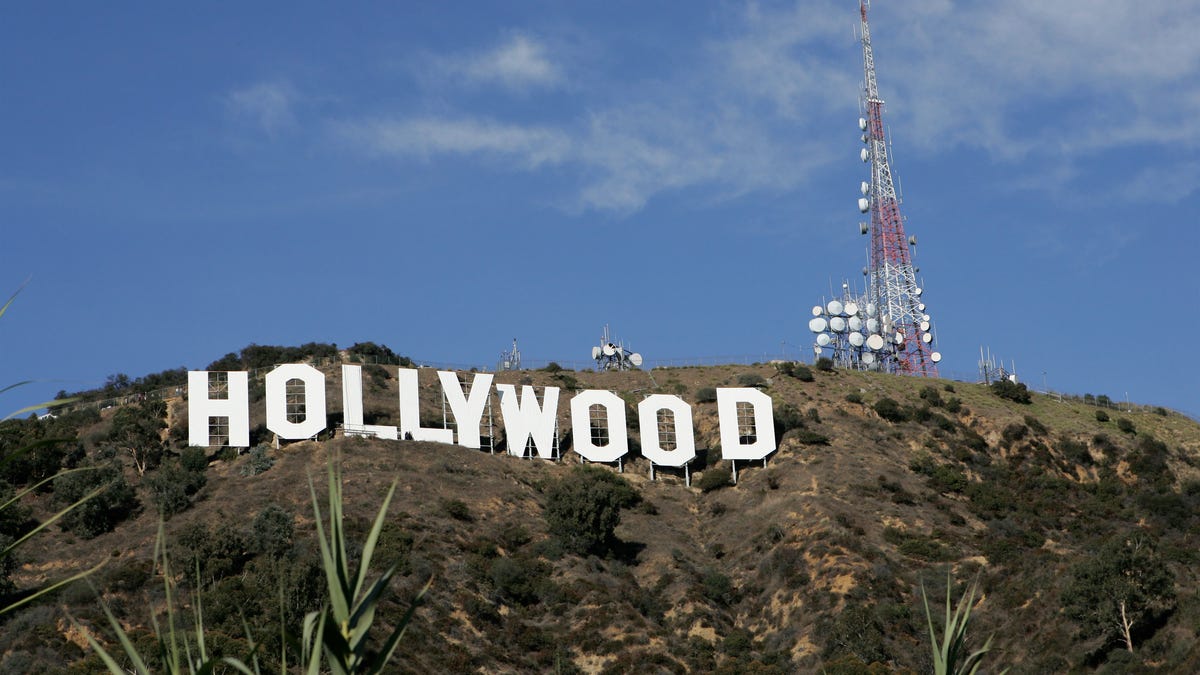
[335,117,570,168]
[225,81,297,136]
[434,34,563,90]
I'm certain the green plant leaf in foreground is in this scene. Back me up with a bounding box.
[922,575,1007,675]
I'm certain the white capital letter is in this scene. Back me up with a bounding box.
[437,371,494,449]
[397,368,454,443]
[340,365,398,440]
[496,384,559,459]
[637,394,696,467]
[716,387,776,461]
[188,371,250,447]
[266,364,327,440]
[569,390,629,463]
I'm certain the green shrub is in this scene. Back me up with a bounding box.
[250,504,294,558]
[1022,415,1047,435]
[737,372,766,387]
[815,357,835,372]
[542,362,564,373]
[844,392,863,404]
[53,463,139,538]
[1095,409,1110,423]
[793,429,830,445]
[698,466,733,492]
[695,387,718,403]
[990,379,1031,404]
[544,466,640,556]
[792,365,815,382]
[873,398,907,423]
[241,445,274,476]
[918,386,943,408]
[441,498,473,522]
[1116,418,1136,435]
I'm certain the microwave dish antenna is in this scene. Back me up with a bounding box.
[593,324,643,371]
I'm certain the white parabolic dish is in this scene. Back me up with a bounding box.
[848,316,863,332]
[602,344,616,356]
[849,332,865,347]
[809,317,828,333]
[931,351,942,363]
[866,334,885,351]
[845,302,859,316]
[816,333,832,347]
[591,346,601,360]
[630,353,643,367]
[812,305,823,317]
[862,352,876,364]
[830,317,847,332]
[827,300,844,315]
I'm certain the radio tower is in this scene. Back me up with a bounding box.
[857,0,938,376]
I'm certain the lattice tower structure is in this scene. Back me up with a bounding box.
[859,0,937,377]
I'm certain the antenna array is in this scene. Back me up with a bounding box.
[592,324,643,371]
[810,1,942,376]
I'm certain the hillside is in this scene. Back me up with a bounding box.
[3,354,1200,673]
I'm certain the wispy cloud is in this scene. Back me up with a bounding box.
[225,81,297,136]
[430,34,564,91]
[336,117,570,168]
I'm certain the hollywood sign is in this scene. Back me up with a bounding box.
[187,364,776,467]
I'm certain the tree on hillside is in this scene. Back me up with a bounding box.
[544,466,640,556]
[1062,534,1175,653]
[106,400,167,476]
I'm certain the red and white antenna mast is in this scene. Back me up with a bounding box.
[857,0,939,376]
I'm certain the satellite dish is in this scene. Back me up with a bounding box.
[830,317,847,332]
[808,317,828,333]
[860,148,870,162]
[859,223,869,235]
[814,345,823,356]
[861,133,869,143]
[909,235,917,246]
[919,320,931,332]
[862,352,876,364]
[849,331,865,347]
[865,318,880,333]
[914,287,923,296]
[922,314,931,322]
[866,334,885,351]
[918,303,926,312]
[816,333,832,347]
[858,198,870,213]
[812,305,824,317]
[827,300,844,315]
[845,302,859,316]
[1008,374,1018,384]
[630,353,643,367]
[591,346,601,360]
[866,303,877,317]
[922,333,933,344]
[860,181,870,196]
[894,332,905,345]
[848,316,863,332]
[930,351,942,363]
[859,117,868,131]
[602,344,616,356]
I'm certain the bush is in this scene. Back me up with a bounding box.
[793,429,829,445]
[844,392,863,404]
[815,357,835,372]
[695,387,718,403]
[792,365,815,382]
[251,504,295,558]
[990,379,1032,404]
[542,362,564,373]
[145,455,207,517]
[53,462,139,538]
[736,372,766,387]
[1095,409,1110,423]
[241,445,274,476]
[544,466,640,556]
[697,466,733,492]
[1117,418,1136,435]
[441,498,473,522]
[873,398,907,423]
[918,386,943,408]
[1023,415,1047,435]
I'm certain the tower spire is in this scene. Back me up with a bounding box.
[858,0,938,377]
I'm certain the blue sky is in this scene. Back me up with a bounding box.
[2,1,1198,419]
